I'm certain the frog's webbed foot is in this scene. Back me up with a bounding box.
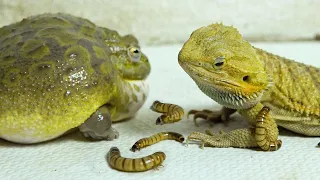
[79,105,119,141]
[81,127,119,141]
[187,107,236,127]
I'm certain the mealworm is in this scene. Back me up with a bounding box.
[130,132,185,152]
[255,106,282,151]
[150,100,184,125]
[107,147,166,172]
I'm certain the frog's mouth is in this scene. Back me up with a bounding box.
[120,63,151,81]
[111,54,151,81]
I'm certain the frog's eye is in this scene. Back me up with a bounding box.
[213,56,225,69]
[127,46,141,62]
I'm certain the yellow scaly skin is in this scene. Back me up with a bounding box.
[0,13,151,144]
[178,23,320,151]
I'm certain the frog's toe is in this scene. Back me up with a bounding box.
[81,127,119,141]
[79,105,119,141]
[100,127,119,140]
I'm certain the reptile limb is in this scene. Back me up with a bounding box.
[187,104,282,151]
[188,107,236,127]
[178,23,320,151]
[79,105,119,140]
[186,128,257,149]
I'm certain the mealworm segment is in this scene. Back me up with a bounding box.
[107,147,166,172]
[255,106,282,151]
[150,100,185,125]
[130,132,185,152]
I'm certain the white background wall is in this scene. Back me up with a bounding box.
[0,0,319,45]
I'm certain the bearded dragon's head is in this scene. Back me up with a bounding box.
[178,23,271,109]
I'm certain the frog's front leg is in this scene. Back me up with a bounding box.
[187,104,282,151]
[79,105,119,141]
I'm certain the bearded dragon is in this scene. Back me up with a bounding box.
[178,23,320,151]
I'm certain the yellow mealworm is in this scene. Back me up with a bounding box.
[150,100,184,125]
[130,132,185,152]
[107,147,166,172]
[255,106,282,151]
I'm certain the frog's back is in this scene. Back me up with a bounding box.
[0,13,119,143]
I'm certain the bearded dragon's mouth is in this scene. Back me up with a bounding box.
[181,62,239,89]
[180,62,264,109]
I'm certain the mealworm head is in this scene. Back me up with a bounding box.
[155,152,166,161]
[150,100,161,110]
[107,147,120,159]
[130,144,140,152]
[178,136,185,142]
[110,147,120,153]
[156,117,164,125]
[269,140,282,151]
[277,140,283,149]
[263,106,270,111]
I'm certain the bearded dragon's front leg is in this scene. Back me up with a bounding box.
[187,128,258,149]
[187,104,282,151]
[188,107,236,126]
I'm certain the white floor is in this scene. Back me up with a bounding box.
[1,42,320,180]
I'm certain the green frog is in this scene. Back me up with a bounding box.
[0,13,151,144]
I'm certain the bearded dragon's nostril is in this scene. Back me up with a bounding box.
[243,75,249,82]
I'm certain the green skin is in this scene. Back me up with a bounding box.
[178,23,320,151]
[0,13,151,144]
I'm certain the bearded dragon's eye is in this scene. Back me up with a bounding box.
[213,56,225,68]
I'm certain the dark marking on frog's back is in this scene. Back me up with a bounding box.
[0,13,118,91]
[1,33,22,48]
[76,38,113,75]
[2,68,21,87]
[80,25,97,40]
[28,15,72,28]
[21,39,50,59]
[29,61,55,75]
[36,27,79,46]
[64,44,91,66]
[0,55,16,67]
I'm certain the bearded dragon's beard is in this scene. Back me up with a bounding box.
[180,62,265,109]
[195,80,263,109]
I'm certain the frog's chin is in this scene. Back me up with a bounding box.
[112,80,149,121]
[119,63,151,81]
